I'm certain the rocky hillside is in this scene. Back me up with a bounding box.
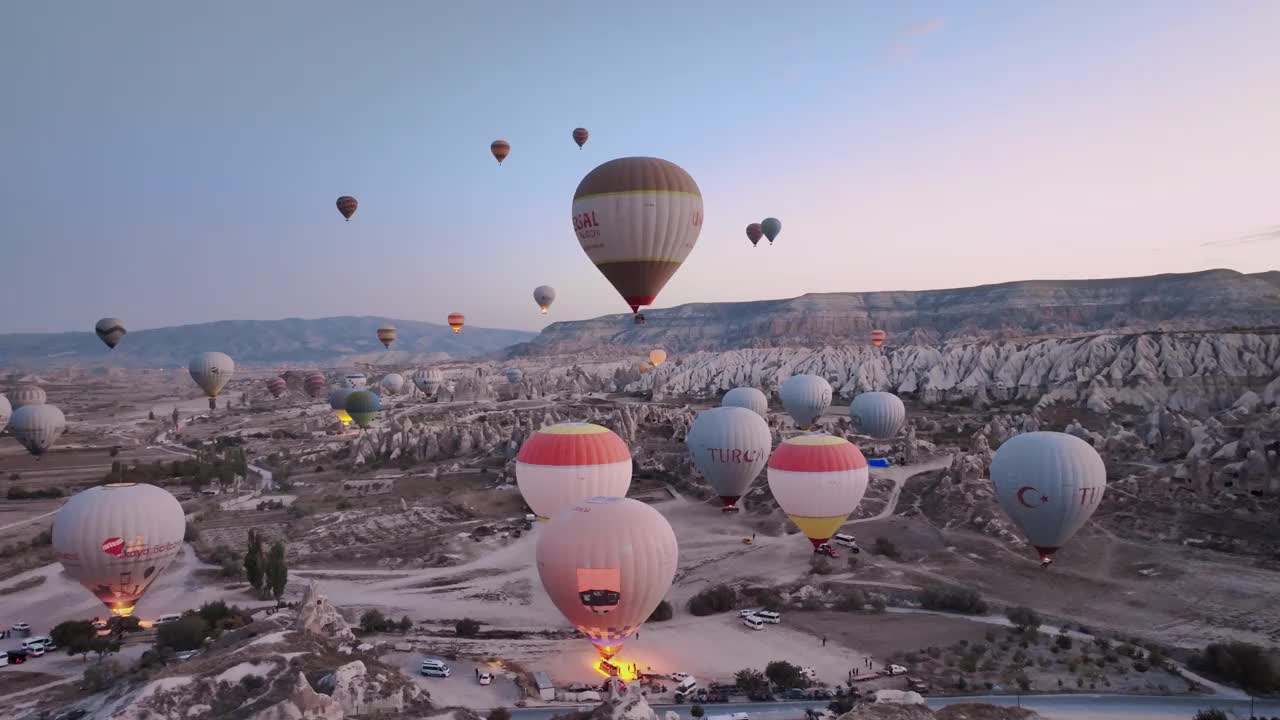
[0,316,535,369]
[512,269,1280,356]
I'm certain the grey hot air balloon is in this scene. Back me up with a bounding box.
[413,368,443,396]
[721,387,768,419]
[533,285,557,314]
[687,406,772,512]
[328,387,354,411]
[0,393,10,434]
[52,483,185,617]
[504,368,524,384]
[380,373,405,395]
[780,375,832,429]
[990,431,1107,568]
[188,352,235,410]
[10,384,47,410]
[848,391,906,439]
[95,317,127,349]
[10,404,66,456]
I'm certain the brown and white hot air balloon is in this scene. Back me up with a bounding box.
[447,312,465,333]
[336,196,358,221]
[571,157,703,322]
[491,140,510,165]
[266,377,287,399]
[304,372,328,399]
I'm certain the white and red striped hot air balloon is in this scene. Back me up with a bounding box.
[266,377,287,399]
[447,312,465,333]
[767,433,869,556]
[304,372,328,399]
[516,423,632,521]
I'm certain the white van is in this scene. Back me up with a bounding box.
[738,608,764,618]
[755,610,781,624]
[154,613,182,626]
[742,615,765,631]
[832,534,860,552]
[20,637,47,655]
[420,659,451,678]
[675,677,698,696]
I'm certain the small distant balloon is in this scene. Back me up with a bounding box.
[534,285,557,314]
[266,377,287,399]
[10,404,66,456]
[870,329,887,347]
[745,223,763,248]
[336,196,358,221]
[649,349,667,367]
[573,128,589,148]
[376,324,398,349]
[95,318,127,349]
[304,372,327,399]
[491,140,510,165]
[448,312,465,333]
[761,217,782,245]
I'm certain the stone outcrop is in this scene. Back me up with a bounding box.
[294,584,354,642]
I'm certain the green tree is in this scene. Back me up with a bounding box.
[765,660,806,689]
[244,529,264,593]
[361,609,388,633]
[734,668,769,695]
[486,709,512,720]
[1189,641,1280,693]
[456,618,481,637]
[265,540,288,601]
[690,705,705,718]
[648,600,673,622]
[872,537,900,559]
[90,635,121,660]
[156,616,208,652]
[50,620,96,661]
[1005,606,1042,633]
[83,659,124,692]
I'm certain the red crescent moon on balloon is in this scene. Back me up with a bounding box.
[1016,486,1043,509]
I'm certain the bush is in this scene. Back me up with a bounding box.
[919,585,988,615]
[690,705,705,718]
[835,589,867,612]
[1056,635,1073,650]
[734,668,769,695]
[219,556,241,579]
[487,708,512,720]
[872,537,900,559]
[156,616,209,652]
[688,585,737,616]
[456,618,481,638]
[765,660,807,689]
[1005,606,1041,633]
[241,674,267,691]
[1189,641,1280,693]
[1192,711,1228,720]
[648,600,673,622]
[83,659,124,691]
[360,609,388,633]
[6,486,63,500]
[809,555,835,575]
[399,616,413,632]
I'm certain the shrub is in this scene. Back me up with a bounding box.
[735,668,769,695]
[241,674,267,691]
[1192,711,1227,720]
[688,585,737,616]
[648,600,673,622]
[487,708,512,720]
[765,660,807,689]
[83,659,124,691]
[835,589,867,612]
[809,555,834,575]
[456,618,481,638]
[919,585,988,614]
[1056,635,1073,650]
[156,616,208,652]
[1005,606,1041,633]
[872,537,900,559]
[1189,641,1280,693]
[360,609,388,633]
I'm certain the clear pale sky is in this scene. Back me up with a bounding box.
[2,1,1277,334]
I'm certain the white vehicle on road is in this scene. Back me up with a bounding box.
[755,610,781,624]
[738,608,764,618]
[420,659,451,678]
[11,622,30,633]
[478,672,493,686]
[884,664,909,676]
[742,615,765,631]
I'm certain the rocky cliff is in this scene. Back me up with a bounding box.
[512,269,1280,356]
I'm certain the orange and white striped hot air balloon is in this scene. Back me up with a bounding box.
[870,329,887,348]
[447,312,465,333]
[516,423,632,521]
[767,434,869,555]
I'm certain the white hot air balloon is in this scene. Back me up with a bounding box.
[780,375,832,429]
[687,406,772,512]
[0,393,11,434]
[380,373,405,395]
[10,384,47,410]
[342,373,367,389]
[536,496,678,662]
[52,483,185,616]
[721,387,768,419]
[188,352,235,410]
[516,423,632,520]
[848,391,906,439]
[767,433,869,557]
[413,368,444,396]
[990,431,1107,568]
[534,285,557,314]
[9,404,66,456]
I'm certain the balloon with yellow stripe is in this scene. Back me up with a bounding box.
[766,433,869,553]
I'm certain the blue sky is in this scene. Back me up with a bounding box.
[2,1,1277,333]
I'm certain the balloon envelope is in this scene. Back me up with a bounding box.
[870,329,887,347]
[344,390,381,428]
[336,196,358,220]
[491,139,510,164]
[572,157,703,315]
[990,431,1107,564]
[780,375,832,428]
[95,317,127,349]
[10,384,47,410]
[377,325,398,349]
[721,387,768,419]
[504,368,524,385]
[536,496,677,660]
[189,352,235,398]
[516,423,632,520]
[328,387,354,412]
[380,373,405,395]
[0,394,10,434]
[572,128,589,148]
[534,285,557,314]
[687,407,772,509]
[649,349,667,367]
[10,404,66,456]
[414,368,444,395]
[761,217,782,243]
[304,372,328,399]
[52,483,185,616]
[448,312,465,333]
[848,392,906,439]
[767,434,869,548]
[745,223,763,247]
[266,377,287,399]
[342,373,367,389]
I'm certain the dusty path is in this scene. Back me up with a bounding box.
[853,453,954,524]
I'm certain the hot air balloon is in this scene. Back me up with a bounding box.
[342,373,367,389]
[0,394,10,435]
[345,390,381,429]
[266,377,287,399]
[52,483,185,617]
[504,368,524,385]
[304,372,328,399]
[336,196,358,221]
[447,312,465,333]
[188,352,235,411]
[573,128,589,148]
[745,223,763,248]
[9,404,67,456]
[376,325,398,349]
[780,375,832,429]
[572,157,703,322]
[536,496,677,661]
[516,423,632,521]
[687,407,772,511]
[848,392,906,439]
[990,432,1107,568]
[328,387,354,426]
[649,349,667,367]
[870,329,887,347]
[534,285,557,314]
[491,140,510,165]
[767,433,869,555]
[10,384,47,410]
[380,373,405,395]
[721,387,768,419]
[761,217,782,245]
[95,318,127,349]
[413,368,444,396]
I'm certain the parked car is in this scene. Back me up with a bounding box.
[747,692,775,702]
[884,664,908,676]
[832,534,861,553]
[11,622,31,634]
[153,613,182,627]
[671,671,692,683]
[478,672,493,686]
[5,650,30,665]
[782,688,807,700]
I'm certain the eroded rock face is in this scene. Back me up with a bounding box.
[294,584,354,642]
[250,672,343,720]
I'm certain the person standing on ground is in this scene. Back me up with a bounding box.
[822,636,827,646]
